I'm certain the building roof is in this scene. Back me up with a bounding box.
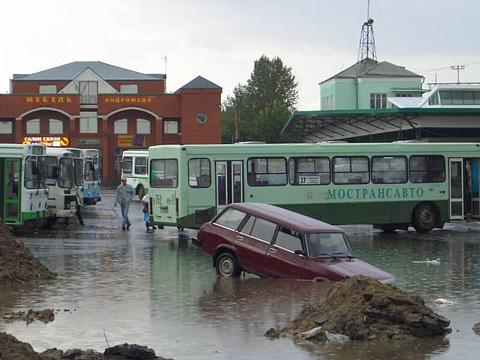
[388,97,425,108]
[176,76,221,92]
[12,61,166,81]
[281,107,480,142]
[320,58,422,84]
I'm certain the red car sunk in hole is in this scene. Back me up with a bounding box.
[196,203,394,283]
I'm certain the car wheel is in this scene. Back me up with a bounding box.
[137,185,145,200]
[413,203,437,232]
[216,253,241,277]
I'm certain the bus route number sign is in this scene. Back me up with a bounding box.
[299,176,321,185]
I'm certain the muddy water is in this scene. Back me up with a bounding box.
[2,192,480,359]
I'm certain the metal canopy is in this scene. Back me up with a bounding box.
[282,108,480,142]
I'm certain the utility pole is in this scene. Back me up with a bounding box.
[450,65,465,84]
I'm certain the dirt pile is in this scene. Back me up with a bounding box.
[0,224,56,285]
[269,276,451,341]
[0,333,172,360]
[2,309,55,324]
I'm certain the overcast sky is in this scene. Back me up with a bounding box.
[1,0,480,109]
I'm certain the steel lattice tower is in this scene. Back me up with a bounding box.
[357,0,377,61]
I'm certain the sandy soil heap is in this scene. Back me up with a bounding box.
[0,333,171,360]
[0,224,56,285]
[273,276,451,341]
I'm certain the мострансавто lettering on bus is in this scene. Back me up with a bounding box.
[327,187,425,200]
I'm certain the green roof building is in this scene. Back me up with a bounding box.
[319,58,423,110]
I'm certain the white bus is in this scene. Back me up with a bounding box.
[121,150,149,199]
[43,147,78,226]
[82,148,101,205]
[0,144,49,227]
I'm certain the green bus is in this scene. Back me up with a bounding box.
[0,144,49,227]
[148,142,480,232]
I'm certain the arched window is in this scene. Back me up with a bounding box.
[137,118,150,134]
[114,119,128,134]
[49,119,63,134]
[26,119,40,134]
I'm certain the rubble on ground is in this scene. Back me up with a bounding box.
[0,332,172,360]
[0,224,56,286]
[266,276,451,342]
[2,309,55,324]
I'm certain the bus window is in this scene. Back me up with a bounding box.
[134,157,148,175]
[122,156,133,174]
[151,159,178,188]
[188,158,211,188]
[247,157,287,186]
[24,156,41,189]
[333,157,369,184]
[371,156,407,184]
[289,157,330,185]
[409,155,445,183]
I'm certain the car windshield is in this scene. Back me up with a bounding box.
[306,232,352,257]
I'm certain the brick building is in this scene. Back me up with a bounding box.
[0,61,222,184]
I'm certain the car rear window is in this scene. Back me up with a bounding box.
[214,208,247,230]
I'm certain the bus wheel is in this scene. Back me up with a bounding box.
[137,185,145,200]
[216,253,241,277]
[413,203,437,232]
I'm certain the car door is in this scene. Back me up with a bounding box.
[235,215,277,276]
[265,226,306,279]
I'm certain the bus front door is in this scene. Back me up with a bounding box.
[216,161,243,208]
[3,158,21,223]
[449,158,464,220]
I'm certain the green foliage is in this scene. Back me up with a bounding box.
[221,55,299,143]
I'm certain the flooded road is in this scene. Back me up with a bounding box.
[2,190,480,359]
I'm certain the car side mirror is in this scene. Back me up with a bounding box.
[294,250,306,256]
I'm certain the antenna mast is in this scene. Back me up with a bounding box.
[358,0,377,61]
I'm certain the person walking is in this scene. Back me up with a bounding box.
[115,178,134,231]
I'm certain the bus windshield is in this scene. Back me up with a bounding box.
[306,233,352,258]
[24,156,45,189]
[74,158,84,186]
[59,157,74,189]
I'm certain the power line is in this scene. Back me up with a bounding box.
[418,60,480,73]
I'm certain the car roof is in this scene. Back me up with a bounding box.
[225,203,344,233]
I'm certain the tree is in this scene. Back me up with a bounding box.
[221,55,299,143]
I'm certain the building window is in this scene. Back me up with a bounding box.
[439,90,480,105]
[164,120,178,134]
[137,119,151,134]
[26,119,40,134]
[79,81,98,104]
[49,119,63,134]
[80,112,98,133]
[39,85,57,94]
[114,119,128,134]
[120,84,138,94]
[0,121,12,134]
[370,93,387,109]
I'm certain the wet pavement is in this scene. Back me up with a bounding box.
[2,190,480,359]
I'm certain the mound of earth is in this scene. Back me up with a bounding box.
[269,276,451,341]
[0,332,172,360]
[0,224,56,285]
[2,309,55,324]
